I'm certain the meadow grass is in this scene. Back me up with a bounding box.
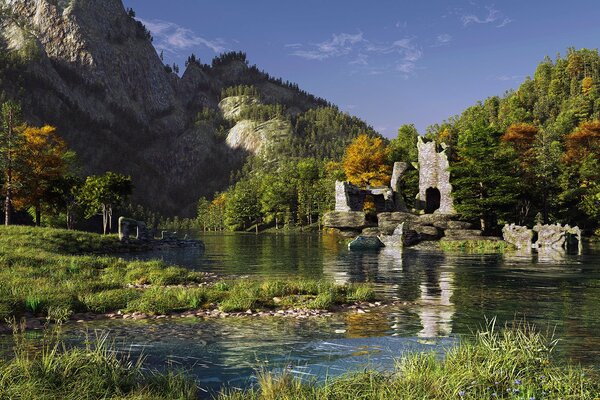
[218,320,600,400]
[0,226,375,319]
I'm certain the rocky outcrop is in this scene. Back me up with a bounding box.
[378,212,419,234]
[0,0,339,216]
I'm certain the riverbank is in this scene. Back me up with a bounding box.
[0,226,376,331]
[0,321,597,399]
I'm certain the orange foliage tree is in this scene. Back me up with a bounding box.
[564,120,600,163]
[501,123,538,167]
[14,125,70,225]
[342,134,390,187]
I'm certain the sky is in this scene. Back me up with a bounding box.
[122,0,600,138]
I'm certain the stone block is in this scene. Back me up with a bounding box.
[414,225,441,240]
[323,211,367,229]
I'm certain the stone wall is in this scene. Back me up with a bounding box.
[417,137,455,215]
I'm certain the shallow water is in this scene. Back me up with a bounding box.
[5,233,600,394]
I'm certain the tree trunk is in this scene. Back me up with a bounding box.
[4,108,14,226]
[275,216,279,230]
[102,204,108,235]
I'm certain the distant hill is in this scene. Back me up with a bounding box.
[0,0,377,216]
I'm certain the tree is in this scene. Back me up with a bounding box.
[450,122,521,232]
[342,134,390,187]
[13,125,71,226]
[224,179,260,232]
[0,101,23,226]
[78,172,133,234]
[48,174,83,230]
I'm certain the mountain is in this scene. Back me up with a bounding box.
[0,0,376,216]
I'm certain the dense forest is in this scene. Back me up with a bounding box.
[196,48,600,236]
[424,48,600,233]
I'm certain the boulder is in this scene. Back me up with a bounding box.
[378,212,419,234]
[414,225,441,240]
[348,235,384,251]
[417,213,456,227]
[502,224,533,250]
[361,227,381,237]
[447,220,474,230]
[323,211,367,229]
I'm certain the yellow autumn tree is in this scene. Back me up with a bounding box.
[14,125,70,225]
[342,134,390,187]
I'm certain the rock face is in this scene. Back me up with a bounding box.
[417,137,455,214]
[0,0,339,216]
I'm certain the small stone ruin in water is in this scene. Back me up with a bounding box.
[502,223,582,253]
[324,138,488,250]
[118,217,203,249]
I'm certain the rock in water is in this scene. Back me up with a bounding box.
[348,235,384,251]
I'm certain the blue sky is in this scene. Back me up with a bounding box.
[123,0,600,138]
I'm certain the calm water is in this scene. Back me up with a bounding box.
[5,233,600,395]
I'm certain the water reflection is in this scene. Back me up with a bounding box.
[108,233,600,375]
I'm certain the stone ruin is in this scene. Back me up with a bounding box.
[502,223,582,253]
[416,137,455,215]
[118,216,204,249]
[118,217,152,242]
[334,161,410,213]
[324,138,486,249]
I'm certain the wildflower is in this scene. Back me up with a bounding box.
[458,390,466,396]
[514,379,522,385]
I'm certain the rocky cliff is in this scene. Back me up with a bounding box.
[0,0,370,216]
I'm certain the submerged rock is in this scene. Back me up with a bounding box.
[348,235,384,250]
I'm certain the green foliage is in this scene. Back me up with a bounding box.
[77,172,133,234]
[450,122,522,231]
[221,84,258,99]
[429,48,600,231]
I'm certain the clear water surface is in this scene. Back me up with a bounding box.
[4,233,600,396]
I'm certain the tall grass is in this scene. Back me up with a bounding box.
[218,320,600,399]
[0,320,197,399]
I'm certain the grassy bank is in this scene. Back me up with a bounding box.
[0,321,597,399]
[0,322,197,399]
[219,321,600,400]
[440,239,513,253]
[0,226,375,321]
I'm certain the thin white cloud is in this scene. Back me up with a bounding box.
[290,32,365,60]
[496,17,513,28]
[435,33,453,46]
[349,53,369,66]
[290,33,422,78]
[460,5,511,28]
[140,18,227,54]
